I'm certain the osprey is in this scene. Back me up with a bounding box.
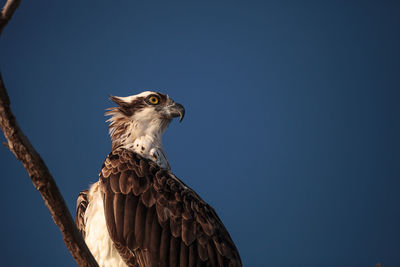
[76,91,242,267]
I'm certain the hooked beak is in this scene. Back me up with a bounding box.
[168,103,185,122]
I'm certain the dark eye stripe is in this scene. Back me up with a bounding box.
[156,93,168,103]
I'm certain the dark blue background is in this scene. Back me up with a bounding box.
[1,1,399,266]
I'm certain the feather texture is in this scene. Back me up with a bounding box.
[76,190,88,237]
[77,92,240,266]
[98,148,242,267]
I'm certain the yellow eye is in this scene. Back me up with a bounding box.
[148,95,159,105]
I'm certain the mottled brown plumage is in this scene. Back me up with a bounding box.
[76,91,241,266]
[76,190,89,238]
[95,148,242,267]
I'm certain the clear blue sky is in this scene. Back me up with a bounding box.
[1,1,399,266]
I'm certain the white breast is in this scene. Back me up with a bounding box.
[84,182,127,267]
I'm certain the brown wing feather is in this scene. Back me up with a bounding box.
[100,148,242,267]
[76,190,89,238]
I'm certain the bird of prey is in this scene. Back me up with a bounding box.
[76,91,242,267]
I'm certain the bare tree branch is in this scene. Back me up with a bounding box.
[0,1,98,266]
[0,0,20,34]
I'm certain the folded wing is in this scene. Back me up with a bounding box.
[99,148,242,267]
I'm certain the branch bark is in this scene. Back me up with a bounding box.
[0,1,98,266]
[0,0,20,34]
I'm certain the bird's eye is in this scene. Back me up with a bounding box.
[148,95,159,105]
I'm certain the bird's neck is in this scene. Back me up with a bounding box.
[111,119,170,170]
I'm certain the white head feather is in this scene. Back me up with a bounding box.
[105,91,184,170]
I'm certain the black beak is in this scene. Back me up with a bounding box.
[170,103,185,122]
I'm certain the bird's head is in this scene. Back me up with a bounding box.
[106,91,185,150]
